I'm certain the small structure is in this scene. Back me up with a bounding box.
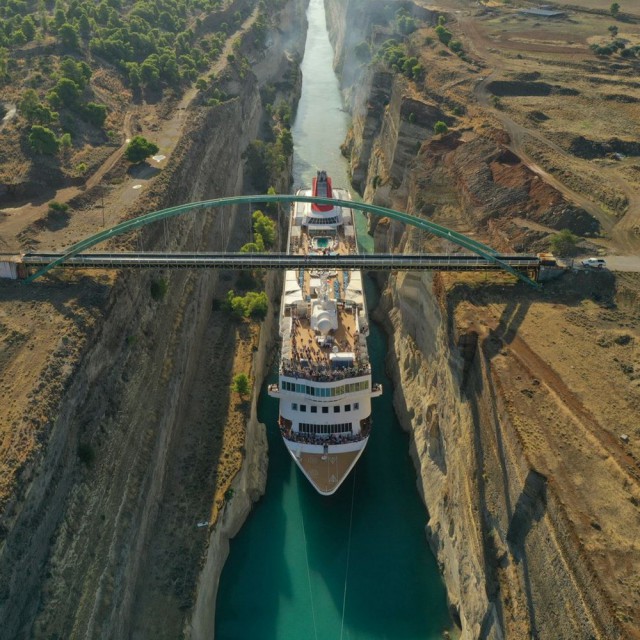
[519,8,567,17]
[0,255,25,280]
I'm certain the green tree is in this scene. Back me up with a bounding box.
[58,23,79,50]
[610,2,620,17]
[125,135,159,163]
[435,25,452,46]
[12,30,27,46]
[279,129,293,156]
[59,132,72,151]
[19,89,40,121]
[434,121,448,135]
[549,229,579,256]
[28,125,60,154]
[79,13,91,38]
[232,373,250,398]
[252,210,276,248]
[83,102,107,127]
[0,48,8,79]
[21,16,36,41]
[48,78,81,109]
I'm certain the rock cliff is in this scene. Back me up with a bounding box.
[326,1,623,638]
[0,1,308,637]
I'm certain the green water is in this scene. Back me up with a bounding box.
[215,0,451,638]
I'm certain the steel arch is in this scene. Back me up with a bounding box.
[24,195,540,287]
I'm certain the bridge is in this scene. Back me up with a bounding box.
[21,251,541,274]
[4,194,543,287]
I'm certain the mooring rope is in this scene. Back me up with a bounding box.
[340,469,357,640]
[301,507,319,640]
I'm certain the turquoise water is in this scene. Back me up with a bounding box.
[215,0,451,638]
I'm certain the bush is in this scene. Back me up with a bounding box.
[550,229,579,256]
[150,277,168,300]
[28,125,59,154]
[78,442,95,465]
[232,373,250,397]
[48,201,69,214]
[435,25,452,46]
[225,290,268,319]
[434,121,448,135]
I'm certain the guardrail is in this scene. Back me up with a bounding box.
[20,251,541,273]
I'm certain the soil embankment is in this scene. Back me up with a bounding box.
[0,0,307,637]
[326,0,640,638]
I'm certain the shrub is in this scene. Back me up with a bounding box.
[434,121,448,135]
[550,229,579,256]
[28,125,59,154]
[48,201,69,214]
[435,25,452,46]
[150,277,168,300]
[232,373,250,397]
[225,290,268,319]
[78,442,95,465]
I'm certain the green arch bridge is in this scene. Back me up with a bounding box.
[22,194,541,288]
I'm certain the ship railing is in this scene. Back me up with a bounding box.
[280,426,367,446]
[279,362,372,383]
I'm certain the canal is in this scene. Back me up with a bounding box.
[215,0,452,638]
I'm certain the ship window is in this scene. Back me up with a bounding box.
[354,402,359,410]
[311,406,317,413]
[322,406,329,414]
[292,403,298,410]
[300,404,307,412]
[333,406,340,413]
[345,404,351,412]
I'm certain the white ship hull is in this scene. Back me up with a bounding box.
[269,172,381,495]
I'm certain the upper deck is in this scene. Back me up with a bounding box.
[279,183,370,383]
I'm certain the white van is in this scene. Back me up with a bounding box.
[581,258,606,269]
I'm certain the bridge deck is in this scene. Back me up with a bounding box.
[20,252,541,273]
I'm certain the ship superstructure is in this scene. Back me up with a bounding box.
[268,171,382,495]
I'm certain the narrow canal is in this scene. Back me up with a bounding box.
[215,0,452,638]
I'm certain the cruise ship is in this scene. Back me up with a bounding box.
[268,171,382,495]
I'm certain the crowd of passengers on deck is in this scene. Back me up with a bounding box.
[281,361,370,382]
[280,425,365,445]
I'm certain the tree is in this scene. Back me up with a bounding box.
[58,23,79,50]
[59,132,72,154]
[550,229,579,256]
[232,373,250,398]
[125,135,159,163]
[28,125,60,154]
[435,25,452,46]
[83,102,107,127]
[610,2,620,17]
[22,16,36,41]
[434,121,448,135]
[48,78,80,109]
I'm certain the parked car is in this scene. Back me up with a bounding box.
[581,257,606,269]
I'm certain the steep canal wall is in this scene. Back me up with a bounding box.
[325,1,614,639]
[0,1,307,638]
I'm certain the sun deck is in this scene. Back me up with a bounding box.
[280,195,370,381]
